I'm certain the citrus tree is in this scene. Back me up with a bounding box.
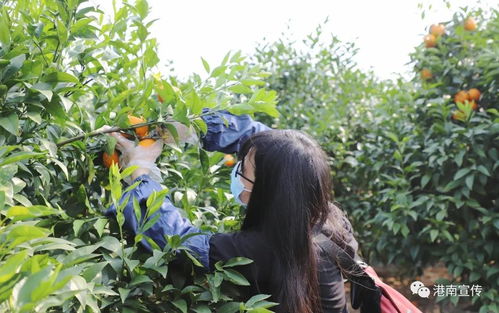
[0,0,278,312]
[252,8,498,313]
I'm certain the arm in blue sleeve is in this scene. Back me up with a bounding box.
[200,108,272,154]
[104,174,212,269]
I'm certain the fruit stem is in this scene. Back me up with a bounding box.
[55,110,217,147]
[55,120,171,147]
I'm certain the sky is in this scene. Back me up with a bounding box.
[91,0,497,81]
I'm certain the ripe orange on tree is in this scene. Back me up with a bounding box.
[103,150,120,168]
[223,154,236,167]
[469,100,478,110]
[128,115,149,138]
[139,139,156,147]
[454,90,469,103]
[424,34,437,48]
[430,24,445,36]
[464,17,477,31]
[468,88,481,101]
[420,69,432,80]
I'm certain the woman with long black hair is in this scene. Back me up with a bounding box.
[105,109,359,313]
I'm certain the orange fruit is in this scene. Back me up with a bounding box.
[138,139,156,147]
[464,18,476,31]
[103,150,120,168]
[468,88,481,101]
[223,154,236,167]
[423,34,436,47]
[430,24,445,36]
[420,69,432,80]
[424,34,437,48]
[451,110,466,121]
[128,115,149,138]
[454,90,469,104]
[470,100,478,110]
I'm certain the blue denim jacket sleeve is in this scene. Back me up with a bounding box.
[104,174,212,269]
[200,108,272,154]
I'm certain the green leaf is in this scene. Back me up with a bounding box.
[192,118,207,136]
[183,250,203,267]
[199,147,209,174]
[157,80,177,105]
[1,54,25,81]
[135,0,149,19]
[454,168,471,181]
[248,308,274,313]
[0,11,10,48]
[469,272,480,282]
[211,65,226,77]
[56,19,68,44]
[185,90,202,115]
[45,96,67,122]
[228,103,254,116]
[201,57,210,73]
[173,102,189,125]
[7,225,50,247]
[105,136,117,155]
[0,250,27,284]
[0,191,4,211]
[70,17,95,34]
[476,165,490,177]
[130,275,153,286]
[11,265,54,309]
[118,287,131,303]
[421,174,431,188]
[93,218,108,237]
[192,304,211,313]
[454,150,465,167]
[493,220,499,231]
[229,84,252,94]
[429,229,438,242]
[465,174,474,190]
[245,294,271,307]
[0,112,19,135]
[42,72,80,84]
[122,165,140,181]
[32,82,53,101]
[222,269,250,286]
[172,298,187,313]
[217,302,240,313]
[0,151,44,167]
[73,220,86,236]
[6,205,59,221]
[223,257,253,268]
[52,159,69,180]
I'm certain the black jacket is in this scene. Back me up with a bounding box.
[209,215,359,313]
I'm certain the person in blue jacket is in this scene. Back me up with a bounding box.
[105,109,359,313]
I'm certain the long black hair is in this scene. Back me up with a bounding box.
[238,129,351,313]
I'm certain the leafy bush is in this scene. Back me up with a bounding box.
[0,0,278,312]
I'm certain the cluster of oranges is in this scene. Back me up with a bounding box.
[102,115,156,168]
[419,17,482,122]
[423,17,476,49]
[421,18,478,78]
[452,88,481,121]
[424,23,445,48]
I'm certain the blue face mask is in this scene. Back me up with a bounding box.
[230,161,252,206]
